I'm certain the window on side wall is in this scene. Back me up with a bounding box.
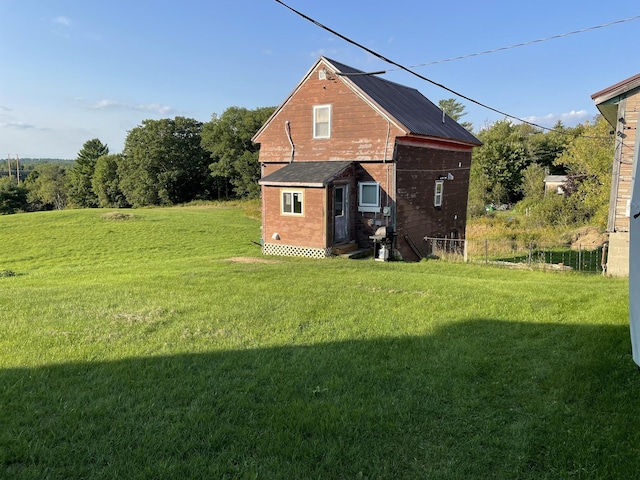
[434,180,444,207]
[358,182,380,212]
[313,105,331,139]
[282,190,304,215]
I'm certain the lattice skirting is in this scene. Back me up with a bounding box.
[263,243,332,259]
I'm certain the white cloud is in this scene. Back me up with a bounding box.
[134,103,173,115]
[52,16,71,27]
[0,121,36,130]
[88,99,172,116]
[90,99,124,110]
[521,109,590,127]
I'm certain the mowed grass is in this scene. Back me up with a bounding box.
[0,205,635,479]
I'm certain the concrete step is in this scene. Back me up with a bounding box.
[332,242,358,254]
[340,248,373,259]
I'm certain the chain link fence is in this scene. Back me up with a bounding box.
[423,237,607,274]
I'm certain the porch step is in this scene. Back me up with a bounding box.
[332,242,358,254]
[340,248,373,259]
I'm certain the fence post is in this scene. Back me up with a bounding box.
[528,241,533,266]
[578,244,582,272]
[464,239,468,263]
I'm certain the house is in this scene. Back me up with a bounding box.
[591,73,640,276]
[544,175,568,196]
[253,57,481,261]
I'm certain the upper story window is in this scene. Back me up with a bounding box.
[313,105,331,139]
[358,182,380,213]
[282,190,304,216]
[434,180,444,207]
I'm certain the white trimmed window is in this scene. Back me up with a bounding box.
[313,105,331,139]
[358,182,380,212]
[282,190,304,215]
[434,180,444,207]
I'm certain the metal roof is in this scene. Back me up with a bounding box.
[259,161,352,187]
[324,58,481,146]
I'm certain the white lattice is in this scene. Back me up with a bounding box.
[263,243,332,259]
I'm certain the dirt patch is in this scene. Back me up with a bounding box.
[102,211,135,221]
[227,257,282,264]
[567,226,608,250]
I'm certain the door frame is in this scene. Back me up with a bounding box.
[333,184,349,243]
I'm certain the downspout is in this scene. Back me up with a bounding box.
[383,117,390,163]
[285,121,295,163]
[384,117,391,227]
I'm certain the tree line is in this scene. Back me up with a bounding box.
[438,99,614,229]
[0,106,275,213]
[2,100,614,231]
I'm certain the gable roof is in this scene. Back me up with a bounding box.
[253,57,481,147]
[324,58,480,145]
[259,161,352,188]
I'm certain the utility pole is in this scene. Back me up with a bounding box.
[15,154,20,184]
[7,155,11,180]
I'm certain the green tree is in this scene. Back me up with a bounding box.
[526,121,573,173]
[0,177,28,214]
[201,106,276,199]
[120,117,212,207]
[438,98,473,132]
[92,154,129,208]
[554,116,613,227]
[68,138,109,208]
[472,120,534,205]
[520,163,547,201]
[24,163,68,210]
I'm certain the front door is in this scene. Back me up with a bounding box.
[333,185,348,243]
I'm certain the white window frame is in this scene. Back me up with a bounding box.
[358,182,380,213]
[281,189,304,216]
[313,105,331,139]
[434,180,444,207]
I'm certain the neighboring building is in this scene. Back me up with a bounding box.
[253,57,481,261]
[592,73,640,276]
[544,175,568,196]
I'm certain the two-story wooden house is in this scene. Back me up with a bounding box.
[592,73,640,276]
[253,57,481,260]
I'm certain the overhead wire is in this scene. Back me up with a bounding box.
[395,15,640,71]
[274,0,627,141]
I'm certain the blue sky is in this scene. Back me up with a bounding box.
[1,0,639,159]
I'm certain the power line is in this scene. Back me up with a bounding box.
[393,15,640,71]
[274,0,615,139]
[275,0,563,133]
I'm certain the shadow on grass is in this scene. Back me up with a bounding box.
[2,320,639,479]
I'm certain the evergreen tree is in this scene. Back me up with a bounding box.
[68,139,108,208]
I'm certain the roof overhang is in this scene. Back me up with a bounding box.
[259,161,353,187]
[591,73,640,126]
[396,135,481,151]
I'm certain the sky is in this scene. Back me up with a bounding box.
[1,0,639,159]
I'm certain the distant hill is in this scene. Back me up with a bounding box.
[8,158,74,165]
[1,158,74,180]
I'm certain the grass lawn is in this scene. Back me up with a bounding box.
[0,205,636,479]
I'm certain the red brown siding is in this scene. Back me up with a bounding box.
[394,141,472,261]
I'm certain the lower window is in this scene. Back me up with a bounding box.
[282,190,303,215]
